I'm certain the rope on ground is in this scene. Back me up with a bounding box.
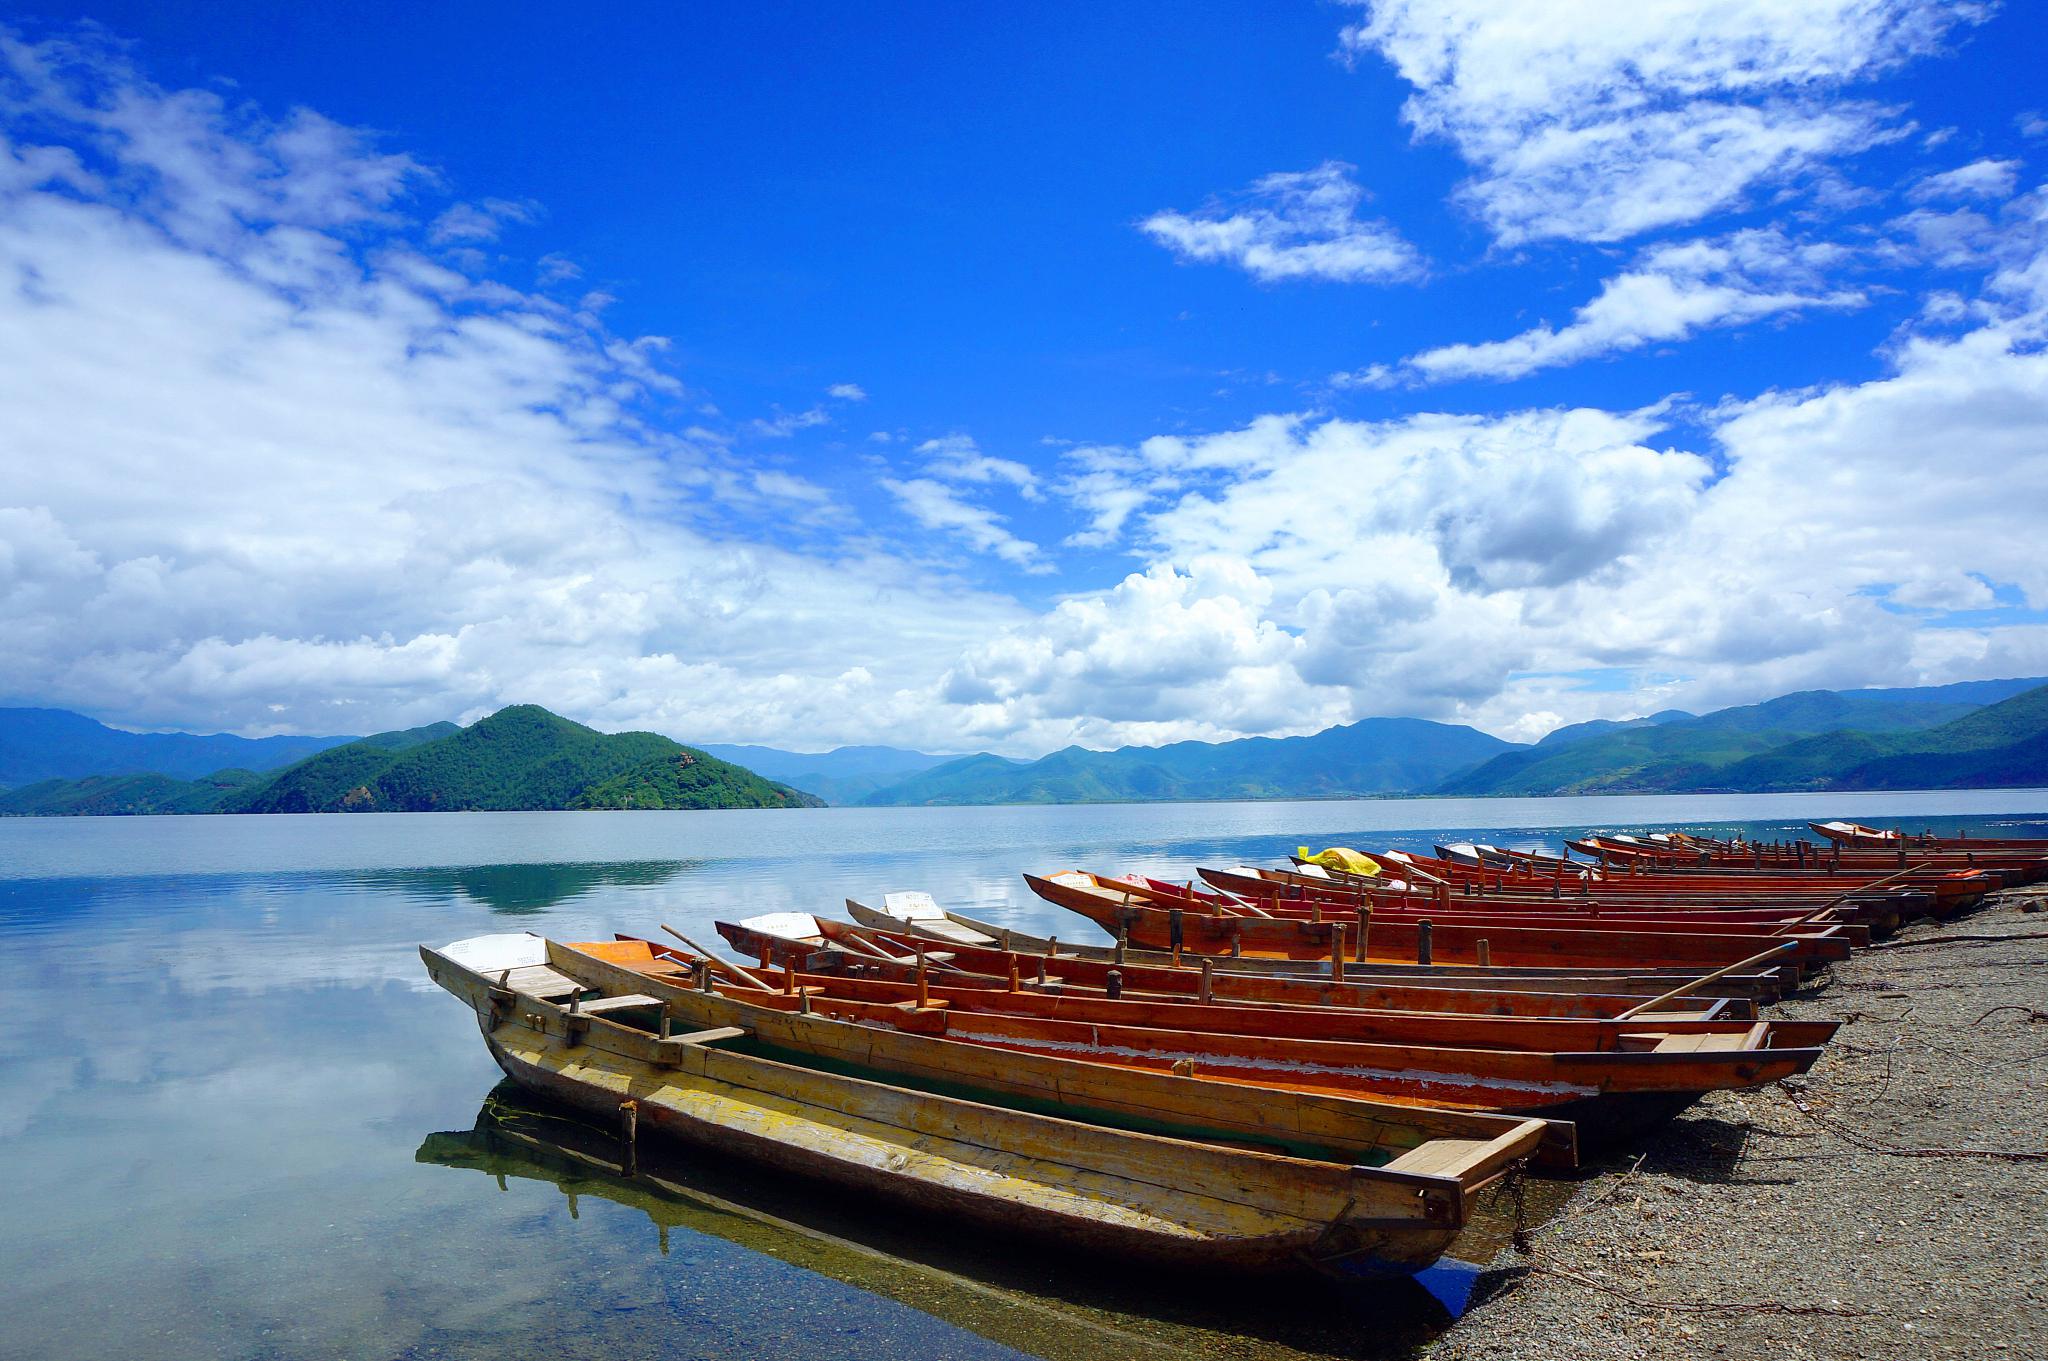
[1774,1081,2048,1162]
[1973,1004,2048,1024]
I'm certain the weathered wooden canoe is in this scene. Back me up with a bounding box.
[736,911,1754,1020]
[1190,866,1872,945]
[594,937,1823,1145]
[1033,872,1847,971]
[847,895,1789,1001]
[710,916,1831,1054]
[424,933,1558,1277]
[561,935,1574,1167]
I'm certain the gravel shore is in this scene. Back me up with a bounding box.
[1432,890,2048,1361]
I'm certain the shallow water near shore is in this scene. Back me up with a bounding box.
[3,789,2044,1361]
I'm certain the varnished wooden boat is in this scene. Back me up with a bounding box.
[785,909,1755,1019]
[712,916,1823,1053]
[424,933,1551,1277]
[846,894,1788,1001]
[594,936,1821,1147]
[1193,865,1872,944]
[1034,872,1845,971]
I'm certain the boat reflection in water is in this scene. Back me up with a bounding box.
[418,1083,1550,1361]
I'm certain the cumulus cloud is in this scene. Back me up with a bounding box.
[1140,161,1424,284]
[826,382,867,401]
[1339,0,1991,245]
[0,28,1028,746]
[1346,229,1866,386]
[949,204,2048,747]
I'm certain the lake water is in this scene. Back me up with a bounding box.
[5,788,2046,1361]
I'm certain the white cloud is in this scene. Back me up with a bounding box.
[1140,161,1423,284]
[1348,229,1865,386]
[826,382,867,401]
[1340,0,1991,244]
[748,405,831,437]
[535,251,581,284]
[953,204,2048,746]
[1055,445,1168,549]
[428,197,536,244]
[1907,157,2021,203]
[915,434,1041,500]
[0,28,1032,749]
[878,478,1050,574]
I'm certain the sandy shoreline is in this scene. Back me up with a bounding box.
[1431,890,2048,1361]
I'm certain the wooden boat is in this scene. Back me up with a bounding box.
[593,936,1822,1146]
[419,1089,1492,1357]
[802,908,1756,1018]
[1033,872,1847,971]
[1808,820,2044,849]
[1196,866,1872,944]
[713,916,1814,1051]
[847,894,1789,1001]
[1574,833,2018,896]
[424,933,1553,1278]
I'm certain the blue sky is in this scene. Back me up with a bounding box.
[2,2,2046,753]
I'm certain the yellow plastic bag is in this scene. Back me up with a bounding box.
[1297,846,1380,877]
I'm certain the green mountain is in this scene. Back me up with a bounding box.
[572,750,823,810]
[1442,679,2048,796]
[224,722,463,813]
[1535,711,1694,749]
[1718,684,2048,791]
[0,767,265,816]
[0,707,355,786]
[230,706,820,813]
[862,718,1516,806]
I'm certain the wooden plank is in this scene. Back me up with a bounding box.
[1384,1139,1488,1177]
[578,993,664,1015]
[659,1026,749,1047]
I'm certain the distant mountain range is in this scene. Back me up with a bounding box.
[861,677,2048,805]
[1436,680,2047,796]
[0,706,821,815]
[5,676,2047,815]
[693,743,959,805]
[859,718,1518,805]
[0,707,355,785]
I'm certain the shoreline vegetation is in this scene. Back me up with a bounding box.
[3,676,2048,816]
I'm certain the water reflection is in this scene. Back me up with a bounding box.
[419,1084,1484,1361]
[349,860,699,914]
[3,799,2042,1360]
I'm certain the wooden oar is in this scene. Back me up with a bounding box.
[1791,862,1931,925]
[1614,941,1800,1020]
[660,924,774,991]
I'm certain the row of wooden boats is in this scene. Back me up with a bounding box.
[422,821,2029,1282]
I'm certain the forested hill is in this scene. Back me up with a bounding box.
[1,707,822,815]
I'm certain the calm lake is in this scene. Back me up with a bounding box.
[6,789,2046,1361]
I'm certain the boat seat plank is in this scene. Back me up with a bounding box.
[658,1025,749,1048]
[1384,1139,1487,1177]
[504,964,581,999]
[577,993,664,1015]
